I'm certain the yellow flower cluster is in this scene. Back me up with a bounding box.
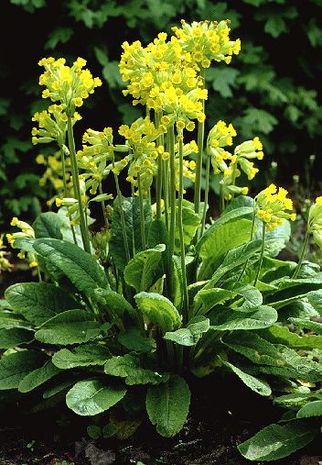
[255,184,296,231]
[32,104,81,146]
[308,196,322,248]
[172,19,241,69]
[36,152,70,199]
[207,121,263,199]
[0,234,12,272]
[7,218,38,268]
[119,117,164,192]
[38,57,102,114]
[77,127,122,195]
[119,32,208,126]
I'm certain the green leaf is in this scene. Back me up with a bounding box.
[93,288,136,321]
[209,305,277,331]
[262,220,291,257]
[0,327,33,349]
[33,239,108,296]
[146,375,191,437]
[289,317,322,334]
[5,282,78,325]
[264,15,287,38]
[175,201,200,251]
[164,316,210,346]
[66,379,126,416]
[207,67,239,97]
[52,344,111,369]
[35,309,104,345]
[297,400,322,418]
[241,108,278,134]
[118,327,155,353]
[124,244,165,292]
[198,219,253,279]
[307,18,322,47]
[265,325,322,350]
[135,292,181,333]
[109,197,152,271]
[238,421,318,461]
[104,354,168,385]
[0,350,46,390]
[45,27,74,50]
[33,212,63,239]
[223,361,271,396]
[18,360,60,393]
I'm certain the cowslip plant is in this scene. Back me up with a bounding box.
[0,19,321,461]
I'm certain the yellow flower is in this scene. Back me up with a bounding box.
[38,57,102,114]
[172,19,241,69]
[255,184,296,231]
[308,196,322,248]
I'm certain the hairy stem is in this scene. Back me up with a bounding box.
[194,67,206,215]
[254,223,266,286]
[67,116,91,253]
[178,128,189,322]
[292,229,310,279]
[138,173,146,250]
[200,154,211,238]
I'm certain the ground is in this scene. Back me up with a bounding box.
[0,374,321,465]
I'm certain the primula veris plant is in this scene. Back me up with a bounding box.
[1,19,322,460]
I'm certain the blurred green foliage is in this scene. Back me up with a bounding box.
[1,0,321,226]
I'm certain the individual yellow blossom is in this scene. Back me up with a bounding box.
[172,19,241,69]
[255,184,296,231]
[38,57,102,114]
[7,219,38,268]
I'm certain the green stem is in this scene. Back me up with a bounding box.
[194,67,206,215]
[138,173,146,250]
[178,128,189,322]
[163,158,169,229]
[237,206,256,282]
[292,229,310,279]
[67,116,91,253]
[113,168,131,264]
[200,155,210,238]
[60,145,77,244]
[254,223,266,286]
[99,182,109,230]
[155,111,163,220]
[220,185,225,213]
[167,124,176,295]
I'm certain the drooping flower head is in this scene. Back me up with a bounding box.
[308,196,322,248]
[38,57,102,115]
[172,19,241,69]
[32,104,81,146]
[255,184,296,231]
[119,33,207,128]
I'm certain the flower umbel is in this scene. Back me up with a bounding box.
[255,184,296,231]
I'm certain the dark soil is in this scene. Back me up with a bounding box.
[0,374,321,465]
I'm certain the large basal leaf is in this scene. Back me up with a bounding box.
[297,400,322,418]
[35,309,105,345]
[265,325,322,350]
[223,361,271,396]
[194,284,262,315]
[135,292,181,333]
[33,239,108,296]
[164,316,210,346]
[124,244,165,292]
[93,288,136,321]
[205,240,262,288]
[224,332,322,382]
[174,201,200,252]
[104,354,168,385]
[33,212,63,240]
[209,305,277,331]
[198,218,253,280]
[66,379,126,416]
[238,421,318,461]
[0,350,46,390]
[109,196,152,271]
[5,282,78,326]
[18,360,61,393]
[52,343,111,369]
[118,327,155,353]
[146,375,191,437]
[289,317,322,335]
[0,327,34,349]
[261,219,291,257]
[265,276,322,309]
